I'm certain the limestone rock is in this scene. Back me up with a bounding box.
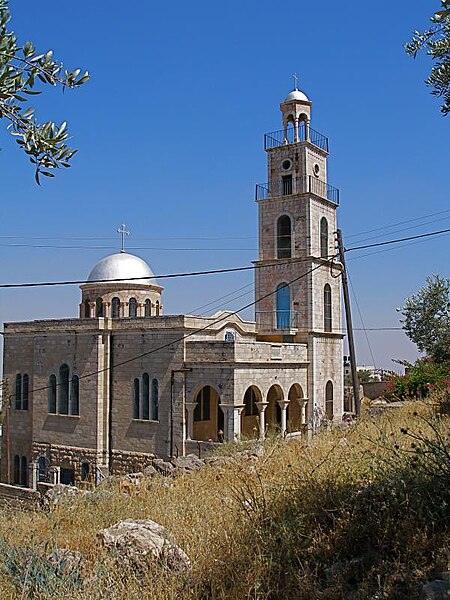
[152,458,175,476]
[98,519,190,572]
[420,580,450,599]
[143,464,157,477]
[44,483,90,507]
[171,454,204,473]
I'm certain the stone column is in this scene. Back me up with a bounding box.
[89,302,95,318]
[185,402,197,440]
[233,405,245,441]
[294,118,299,143]
[49,466,61,485]
[277,400,290,436]
[28,461,38,490]
[256,401,268,441]
[300,399,308,426]
[104,302,111,318]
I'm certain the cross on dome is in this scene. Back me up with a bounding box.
[292,72,299,90]
[117,223,130,253]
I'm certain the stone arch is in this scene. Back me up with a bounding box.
[241,385,262,438]
[297,112,309,140]
[266,384,284,432]
[111,297,120,318]
[95,297,103,317]
[192,385,222,442]
[276,214,292,259]
[287,384,305,432]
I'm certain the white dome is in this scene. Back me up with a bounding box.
[284,89,309,102]
[87,252,156,286]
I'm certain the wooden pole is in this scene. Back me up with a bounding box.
[336,229,361,416]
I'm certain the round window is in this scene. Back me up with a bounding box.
[313,163,320,177]
[282,159,292,171]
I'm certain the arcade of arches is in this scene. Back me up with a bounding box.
[187,383,309,443]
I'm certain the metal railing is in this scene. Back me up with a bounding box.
[256,310,299,330]
[264,124,329,152]
[255,175,340,204]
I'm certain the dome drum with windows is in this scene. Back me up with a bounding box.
[80,252,163,319]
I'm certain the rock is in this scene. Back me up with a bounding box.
[44,484,91,508]
[47,548,84,576]
[204,455,236,467]
[152,458,175,475]
[98,519,190,572]
[420,580,450,599]
[171,454,204,473]
[143,464,157,477]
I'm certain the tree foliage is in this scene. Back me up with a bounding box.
[400,275,450,363]
[405,1,450,115]
[0,0,89,182]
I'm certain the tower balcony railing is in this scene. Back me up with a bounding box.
[255,175,340,205]
[264,124,329,152]
[256,310,299,331]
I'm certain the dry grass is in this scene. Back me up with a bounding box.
[0,400,449,599]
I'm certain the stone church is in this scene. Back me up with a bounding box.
[1,87,343,486]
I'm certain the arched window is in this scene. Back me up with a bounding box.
[13,455,20,485]
[22,374,29,411]
[84,298,91,318]
[129,298,137,318]
[70,375,80,415]
[20,456,27,487]
[111,297,120,319]
[276,283,291,329]
[15,374,22,410]
[81,462,90,482]
[144,299,152,317]
[277,215,292,259]
[48,374,57,413]
[155,300,160,316]
[142,373,150,420]
[325,381,334,420]
[95,297,103,317]
[244,387,259,416]
[38,456,50,482]
[320,217,328,258]
[194,386,211,422]
[133,378,140,419]
[324,284,332,332]
[151,378,159,421]
[58,364,70,415]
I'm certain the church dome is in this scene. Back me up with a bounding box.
[87,252,157,286]
[284,89,309,102]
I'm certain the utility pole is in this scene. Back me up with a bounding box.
[336,229,361,416]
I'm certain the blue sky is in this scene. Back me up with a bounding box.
[0,0,448,370]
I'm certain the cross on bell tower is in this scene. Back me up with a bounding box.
[117,223,130,253]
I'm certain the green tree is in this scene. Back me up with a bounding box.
[0,0,89,183]
[405,1,450,115]
[400,275,450,363]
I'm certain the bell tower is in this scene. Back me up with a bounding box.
[254,83,344,419]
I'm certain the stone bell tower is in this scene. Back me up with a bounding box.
[254,83,344,419]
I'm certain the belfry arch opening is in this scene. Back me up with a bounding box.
[277,215,292,259]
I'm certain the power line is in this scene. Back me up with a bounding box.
[5,258,337,400]
[0,255,329,289]
[345,227,450,252]
[348,272,377,368]
[345,207,450,240]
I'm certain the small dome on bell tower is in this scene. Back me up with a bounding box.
[280,74,312,143]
